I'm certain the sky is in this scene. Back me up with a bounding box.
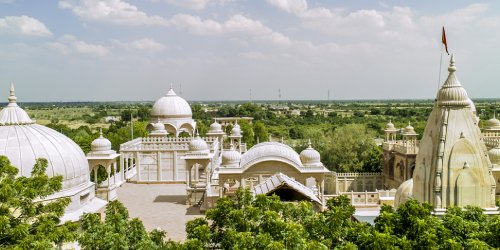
[0,0,499,101]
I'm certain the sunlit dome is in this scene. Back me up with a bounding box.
[208,120,223,134]
[300,140,322,167]
[189,133,209,153]
[91,129,112,152]
[436,55,470,107]
[149,119,168,136]
[240,142,302,170]
[221,144,241,166]
[230,122,242,137]
[486,115,500,129]
[386,120,396,130]
[394,178,413,208]
[488,146,500,165]
[151,88,192,119]
[403,122,417,135]
[0,84,90,192]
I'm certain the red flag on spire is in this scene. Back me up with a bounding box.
[442,26,449,55]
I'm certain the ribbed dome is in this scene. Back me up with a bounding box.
[300,140,321,167]
[467,98,477,113]
[436,55,470,107]
[394,178,413,208]
[151,88,192,119]
[386,120,395,129]
[240,142,302,170]
[486,116,500,129]
[222,144,241,166]
[488,146,500,165]
[0,83,34,125]
[91,129,112,152]
[149,120,168,136]
[0,86,90,192]
[208,120,223,133]
[403,122,417,135]
[230,122,242,137]
[189,134,209,153]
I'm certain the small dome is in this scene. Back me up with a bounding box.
[230,122,242,137]
[394,178,414,208]
[151,88,192,119]
[436,55,470,107]
[91,129,112,152]
[189,134,209,153]
[300,140,321,167]
[222,144,241,166]
[386,120,395,130]
[403,122,417,135]
[486,114,500,129]
[149,120,168,136]
[0,83,34,125]
[488,146,500,165]
[208,120,223,133]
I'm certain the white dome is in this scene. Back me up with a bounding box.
[300,140,321,167]
[394,178,414,208]
[151,88,192,119]
[0,125,90,192]
[436,55,470,107]
[385,120,396,130]
[403,122,417,135]
[222,144,241,166]
[91,130,112,152]
[230,122,242,137]
[486,117,500,129]
[240,142,302,170]
[189,135,209,153]
[0,83,33,125]
[488,146,500,165]
[0,85,90,192]
[149,120,168,136]
[208,120,223,133]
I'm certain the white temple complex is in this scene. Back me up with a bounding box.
[0,54,498,225]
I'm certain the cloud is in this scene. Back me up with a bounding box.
[0,15,52,37]
[168,14,292,46]
[59,0,168,26]
[116,38,167,52]
[47,35,110,56]
[164,0,233,10]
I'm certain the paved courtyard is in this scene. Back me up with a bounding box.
[115,183,204,241]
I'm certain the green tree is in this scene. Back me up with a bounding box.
[323,124,381,172]
[0,156,77,249]
[253,121,269,143]
[239,120,254,147]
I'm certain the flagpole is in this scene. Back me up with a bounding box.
[437,41,444,92]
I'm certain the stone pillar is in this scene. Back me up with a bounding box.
[136,152,141,182]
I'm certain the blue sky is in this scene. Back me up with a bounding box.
[0,0,499,101]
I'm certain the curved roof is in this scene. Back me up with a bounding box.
[299,140,322,167]
[394,178,413,208]
[151,88,192,119]
[240,142,303,171]
[0,124,90,191]
[0,85,90,192]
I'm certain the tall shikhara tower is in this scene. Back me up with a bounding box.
[412,55,497,214]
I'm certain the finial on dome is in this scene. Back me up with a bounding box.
[99,128,103,138]
[307,139,312,148]
[448,54,456,73]
[269,134,272,142]
[8,81,17,104]
[170,83,173,90]
[229,142,235,150]
[281,137,284,143]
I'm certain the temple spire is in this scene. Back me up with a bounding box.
[308,138,312,148]
[448,53,456,73]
